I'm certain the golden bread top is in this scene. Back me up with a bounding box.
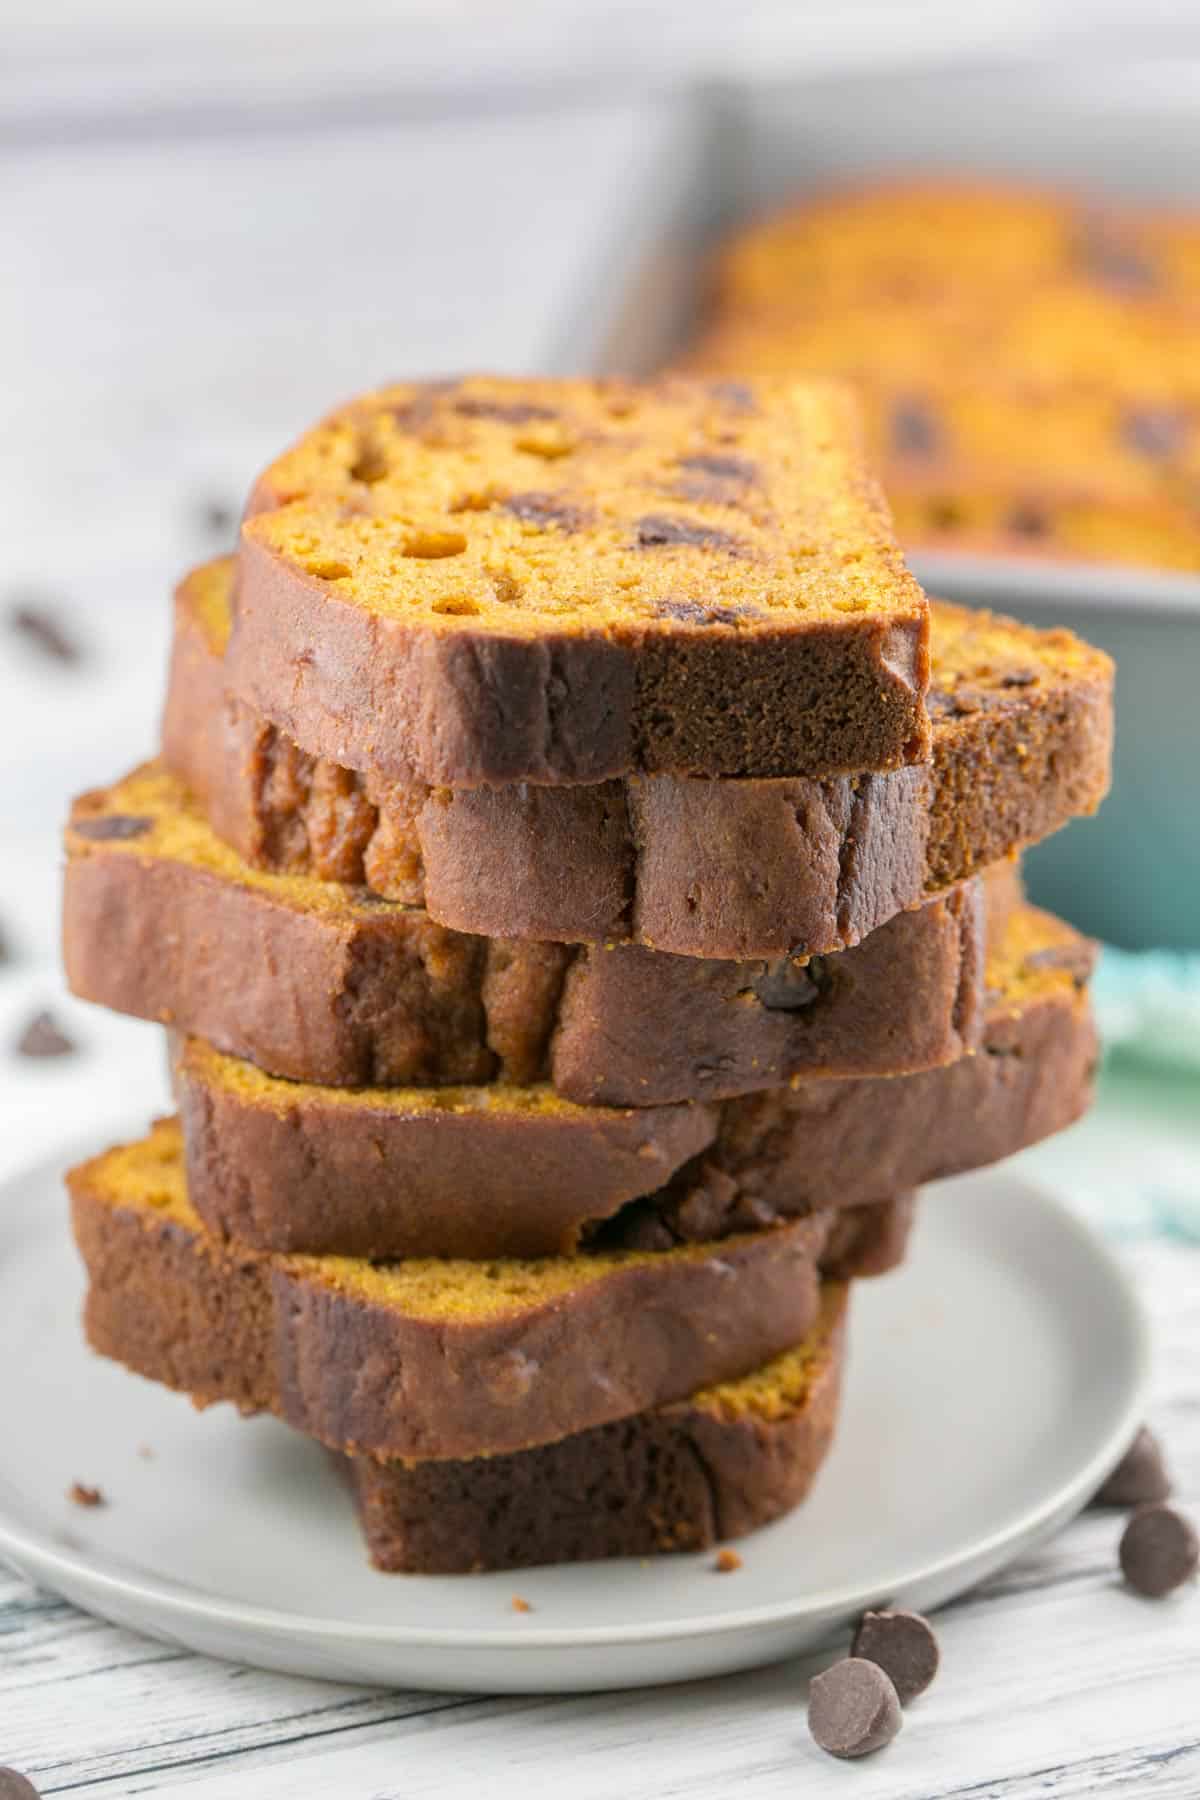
[178,1035,607,1124]
[72,1117,781,1322]
[240,375,926,637]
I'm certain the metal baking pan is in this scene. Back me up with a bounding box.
[560,61,1200,950]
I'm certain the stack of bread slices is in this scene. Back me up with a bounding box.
[63,376,1113,1574]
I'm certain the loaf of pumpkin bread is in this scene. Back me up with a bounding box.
[64,764,984,1104]
[231,375,931,786]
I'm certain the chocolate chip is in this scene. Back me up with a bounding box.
[455,397,558,425]
[655,598,756,625]
[673,451,761,507]
[677,452,757,483]
[999,668,1039,687]
[503,491,588,532]
[705,380,756,413]
[15,1011,76,1058]
[1076,215,1158,294]
[387,379,460,434]
[389,402,435,434]
[7,597,83,665]
[198,499,235,537]
[925,497,963,532]
[635,514,746,555]
[1006,503,1050,539]
[808,1658,902,1760]
[851,1609,940,1704]
[753,956,825,1011]
[1122,408,1188,460]
[1093,1426,1172,1508]
[68,1481,104,1508]
[0,1770,42,1800]
[71,814,153,841]
[673,476,739,506]
[890,398,941,459]
[1119,1503,1198,1597]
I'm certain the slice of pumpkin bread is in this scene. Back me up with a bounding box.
[344,1284,851,1573]
[69,1120,896,1462]
[232,374,930,785]
[172,1038,717,1260]
[64,765,984,1103]
[164,556,1111,959]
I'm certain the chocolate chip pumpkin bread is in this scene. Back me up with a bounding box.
[69,1118,897,1461]
[345,1283,851,1573]
[707,181,1200,314]
[170,893,1094,1260]
[689,181,1200,571]
[172,1037,717,1259]
[231,375,931,784]
[63,765,984,1103]
[164,557,1111,958]
[164,554,1115,964]
[639,895,1096,1247]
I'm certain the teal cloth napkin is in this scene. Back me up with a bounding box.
[1093,947,1200,1074]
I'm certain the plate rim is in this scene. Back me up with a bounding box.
[0,1147,1151,1655]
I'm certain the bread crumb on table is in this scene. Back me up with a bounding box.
[511,1595,533,1613]
[68,1482,105,1508]
[714,1547,743,1573]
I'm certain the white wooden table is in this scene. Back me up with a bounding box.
[3,64,1198,1800]
[0,1234,1195,1799]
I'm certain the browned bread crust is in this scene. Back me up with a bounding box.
[69,1120,895,1461]
[344,1285,850,1573]
[172,899,1092,1259]
[647,903,1096,1243]
[64,765,984,1103]
[164,558,1111,959]
[173,1035,718,1259]
[232,376,930,785]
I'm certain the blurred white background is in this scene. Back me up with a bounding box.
[8,0,1200,104]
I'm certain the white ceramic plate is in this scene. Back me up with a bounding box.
[0,1143,1148,1694]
